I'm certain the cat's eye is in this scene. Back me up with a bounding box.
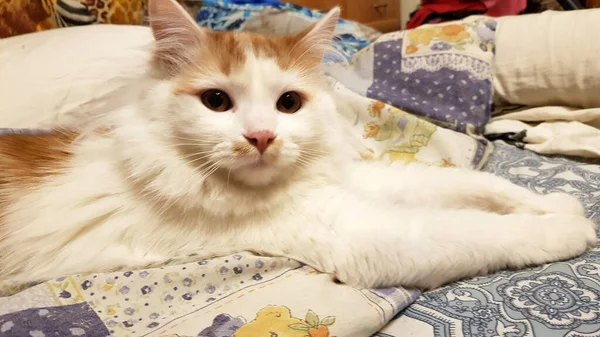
[200,89,232,112]
[276,91,302,114]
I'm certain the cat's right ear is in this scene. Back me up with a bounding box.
[148,0,204,76]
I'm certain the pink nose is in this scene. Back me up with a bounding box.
[244,130,276,154]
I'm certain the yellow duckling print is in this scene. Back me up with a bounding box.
[235,306,335,337]
[407,27,440,46]
[438,24,470,43]
[363,102,437,163]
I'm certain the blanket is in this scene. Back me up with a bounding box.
[485,105,600,158]
[0,17,498,337]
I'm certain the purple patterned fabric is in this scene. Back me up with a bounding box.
[199,313,246,337]
[0,303,110,337]
[367,39,492,134]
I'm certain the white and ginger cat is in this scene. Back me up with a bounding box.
[0,0,596,290]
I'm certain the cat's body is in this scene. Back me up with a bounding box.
[0,0,596,290]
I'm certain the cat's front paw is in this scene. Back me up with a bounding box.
[542,193,586,216]
[541,214,597,254]
[515,193,585,216]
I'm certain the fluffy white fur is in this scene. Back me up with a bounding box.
[0,0,596,290]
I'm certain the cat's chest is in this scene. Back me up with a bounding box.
[191,174,318,220]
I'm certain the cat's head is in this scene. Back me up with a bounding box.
[146,0,341,186]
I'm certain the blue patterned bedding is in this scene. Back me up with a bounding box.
[196,0,380,60]
[376,141,600,337]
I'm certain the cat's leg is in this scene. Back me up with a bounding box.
[243,184,596,289]
[337,210,596,289]
[246,188,596,289]
[346,161,584,216]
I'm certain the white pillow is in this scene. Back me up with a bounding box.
[0,25,153,128]
[493,9,600,108]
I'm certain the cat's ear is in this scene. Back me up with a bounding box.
[148,0,204,76]
[296,7,340,61]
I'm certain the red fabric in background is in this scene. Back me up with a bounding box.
[483,0,527,16]
[406,0,527,29]
[406,1,487,29]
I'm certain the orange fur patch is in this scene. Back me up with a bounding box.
[209,30,321,73]
[0,131,78,230]
[173,29,322,95]
[231,141,255,156]
[460,195,516,215]
[0,131,77,183]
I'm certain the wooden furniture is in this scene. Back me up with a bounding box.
[586,0,600,8]
[287,0,402,32]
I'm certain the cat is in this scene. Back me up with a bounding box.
[0,0,596,290]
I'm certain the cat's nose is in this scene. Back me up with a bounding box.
[244,130,276,154]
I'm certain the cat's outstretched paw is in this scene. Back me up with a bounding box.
[539,214,597,253]
[331,213,597,290]
[542,193,586,216]
[515,193,585,216]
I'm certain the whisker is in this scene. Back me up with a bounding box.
[293,162,311,170]
[177,151,218,160]
[169,135,219,142]
[300,149,330,155]
[302,150,329,156]
[165,143,217,148]
[202,165,221,181]
[184,154,223,167]
[226,168,232,189]
[300,150,329,157]
[295,158,314,168]
[197,160,223,181]
[187,158,220,172]
[294,139,328,145]
[169,138,220,145]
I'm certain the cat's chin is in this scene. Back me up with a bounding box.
[247,159,271,168]
[231,163,287,187]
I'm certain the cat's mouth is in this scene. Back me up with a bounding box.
[248,154,280,167]
[226,153,275,172]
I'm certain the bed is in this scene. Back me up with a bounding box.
[0,3,599,337]
[379,141,600,337]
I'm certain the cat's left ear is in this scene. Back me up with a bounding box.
[296,7,340,61]
[148,0,205,75]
